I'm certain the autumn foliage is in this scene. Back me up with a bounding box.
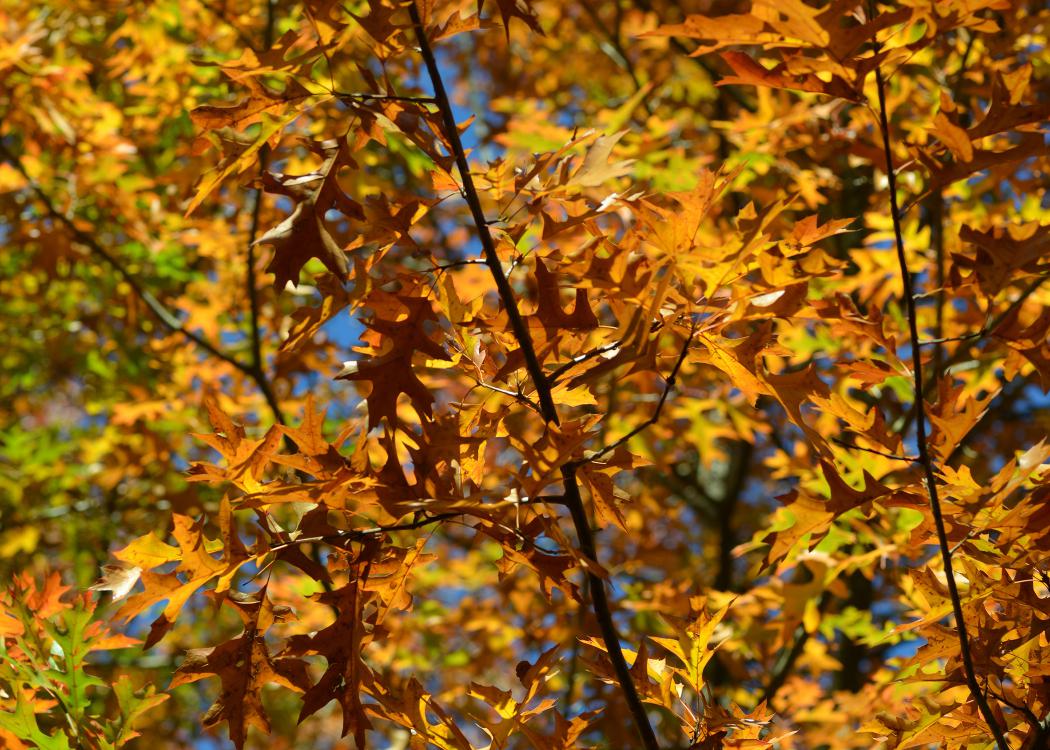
[2,0,1050,748]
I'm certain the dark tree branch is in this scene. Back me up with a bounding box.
[408,6,661,748]
[714,439,751,593]
[870,21,1008,749]
[759,592,830,711]
[245,132,267,375]
[0,141,254,377]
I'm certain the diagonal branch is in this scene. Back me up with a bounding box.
[830,437,917,462]
[870,21,1008,750]
[198,0,261,54]
[548,318,664,386]
[0,141,253,377]
[408,5,660,748]
[0,140,290,427]
[578,3,650,110]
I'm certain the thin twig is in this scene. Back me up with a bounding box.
[548,338,625,385]
[465,378,543,414]
[337,512,463,541]
[431,257,487,271]
[408,5,660,748]
[266,513,463,559]
[332,91,436,103]
[870,20,1008,748]
[917,332,982,346]
[547,322,666,386]
[571,322,696,468]
[831,437,917,462]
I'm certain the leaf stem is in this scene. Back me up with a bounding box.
[870,29,1008,750]
[408,5,660,748]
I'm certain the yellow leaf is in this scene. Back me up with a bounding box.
[115,532,182,569]
[932,113,973,162]
[695,333,767,406]
[0,526,39,558]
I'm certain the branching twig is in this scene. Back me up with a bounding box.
[870,23,1008,749]
[547,338,624,385]
[408,5,661,748]
[897,271,1050,438]
[336,512,463,542]
[266,513,463,560]
[464,378,543,414]
[1,133,291,429]
[0,141,253,377]
[987,687,1049,742]
[571,322,696,468]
